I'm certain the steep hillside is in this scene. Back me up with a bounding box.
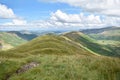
[63,31,119,57]
[0,34,120,80]
[0,32,27,50]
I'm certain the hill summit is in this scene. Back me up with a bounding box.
[2,34,94,58]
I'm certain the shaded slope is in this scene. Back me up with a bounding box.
[63,31,117,57]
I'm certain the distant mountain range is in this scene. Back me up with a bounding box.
[81,26,120,41]
[0,26,120,51]
[1,30,120,56]
[81,26,120,34]
[8,31,38,41]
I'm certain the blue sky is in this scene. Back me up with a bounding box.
[0,0,120,31]
[0,0,81,21]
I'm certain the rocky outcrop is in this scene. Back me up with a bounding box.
[16,62,39,74]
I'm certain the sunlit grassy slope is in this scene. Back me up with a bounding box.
[0,33,120,80]
[0,55,119,80]
[0,32,27,50]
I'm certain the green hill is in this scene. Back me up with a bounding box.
[0,34,120,80]
[0,34,93,58]
[63,31,119,57]
[0,32,27,50]
[81,27,120,57]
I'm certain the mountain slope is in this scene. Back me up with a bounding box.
[63,31,119,57]
[81,27,120,56]
[1,34,93,58]
[0,32,27,50]
[0,34,120,80]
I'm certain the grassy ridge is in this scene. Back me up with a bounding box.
[63,31,118,56]
[0,34,93,58]
[0,34,120,80]
[24,35,92,55]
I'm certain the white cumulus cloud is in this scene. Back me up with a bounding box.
[50,10,103,27]
[41,0,120,17]
[0,4,16,19]
[27,10,105,30]
[30,10,120,29]
[1,9,120,30]
[3,19,27,25]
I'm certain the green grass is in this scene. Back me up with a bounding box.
[82,29,120,56]
[87,37,120,57]
[0,59,22,80]
[0,34,120,80]
[96,40,120,45]
[0,55,120,80]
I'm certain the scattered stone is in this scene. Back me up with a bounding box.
[16,62,39,74]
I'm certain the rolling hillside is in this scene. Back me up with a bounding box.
[1,34,93,57]
[0,33,120,80]
[0,32,27,50]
